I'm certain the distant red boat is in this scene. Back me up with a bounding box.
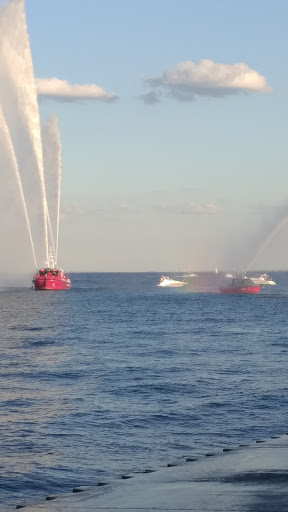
[220,277,262,294]
[32,267,71,291]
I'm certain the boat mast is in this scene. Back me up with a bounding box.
[46,248,57,269]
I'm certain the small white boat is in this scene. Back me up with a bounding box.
[225,273,233,278]
[157,276,188,287]
[250,273,276,285]
[182,267,198,277]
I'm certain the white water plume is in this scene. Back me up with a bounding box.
[246,214,288,272]
[42,115,62,264]
[0,0,49,266]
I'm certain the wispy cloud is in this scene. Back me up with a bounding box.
[138,91,162,105]
[247,198,288,216]
[154,201,220,215]
[62,200,220,218]
[60,202,107,219]
[141,60,272,103]
[37,78,118,102]
[61,201,142,218]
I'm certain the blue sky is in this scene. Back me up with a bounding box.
[14,0,288,270]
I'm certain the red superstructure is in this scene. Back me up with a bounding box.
[32,254,71,290]
[220,277,262,294]
[33,267,71,290]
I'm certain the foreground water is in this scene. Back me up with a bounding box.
[0,271,288,508]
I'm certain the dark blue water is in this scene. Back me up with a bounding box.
[1,271,288,509]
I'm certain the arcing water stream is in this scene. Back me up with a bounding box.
[245,215,288,272]
[0,0,60,271]
[42,115,62,265]
[0,105,37,269]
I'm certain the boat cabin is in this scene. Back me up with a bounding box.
[39,268,59,276]
[231,277,256,288]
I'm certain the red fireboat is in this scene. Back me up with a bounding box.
[32,255,71,291]
[220,276,262,294]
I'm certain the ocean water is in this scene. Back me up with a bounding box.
[1,271,288,509]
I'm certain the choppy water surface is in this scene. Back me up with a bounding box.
[1,271,288,508]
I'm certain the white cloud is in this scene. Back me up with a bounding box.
[36,78,118,102]
[143,59,272,102]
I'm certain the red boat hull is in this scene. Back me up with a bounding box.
[220,285,262,294]
[33,270,71,291]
